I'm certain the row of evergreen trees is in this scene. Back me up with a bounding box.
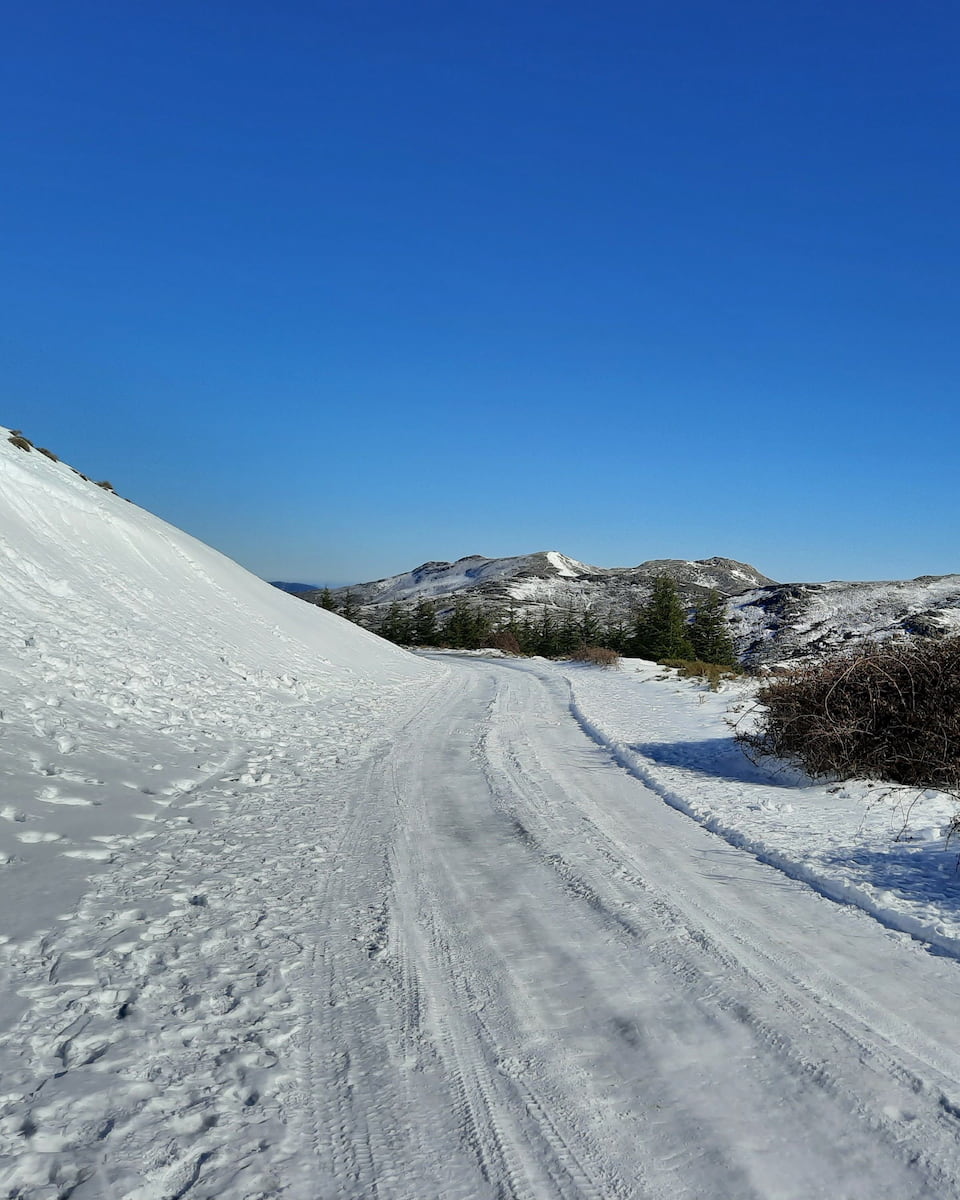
[313,576,737,666]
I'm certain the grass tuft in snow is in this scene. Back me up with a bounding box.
[572,644,622,669]
[660,659,741,691]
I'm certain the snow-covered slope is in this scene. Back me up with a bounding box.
[730,575,960,664]
[0,428,440,1196]
[311,550,773,622]
[0,428,430,938]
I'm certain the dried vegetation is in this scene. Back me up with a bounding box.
[738,638,960,793]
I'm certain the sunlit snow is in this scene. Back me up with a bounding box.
[4,428,960,1199]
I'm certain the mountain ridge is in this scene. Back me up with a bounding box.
[299,550,775,624]
[298,550,960,663]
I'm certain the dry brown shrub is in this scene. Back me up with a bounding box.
[36,447,59,461]
[488,630,522,655]
[660,658,739,690]
[573,644,621,669]
[7,435,32,451]
[738,637,960,790]
[95,480,115,491]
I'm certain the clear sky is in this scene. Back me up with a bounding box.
[3,1,958,586]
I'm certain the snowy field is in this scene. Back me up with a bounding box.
[5,427,960,1198]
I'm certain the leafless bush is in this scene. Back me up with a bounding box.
[36,447,59,461]
[7,435,32,451]
[573,644,621,669]
[738,638,960,790]
[488,630,522,655]
[95,480,116,491]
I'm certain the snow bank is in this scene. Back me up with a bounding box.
[554,658,960,958]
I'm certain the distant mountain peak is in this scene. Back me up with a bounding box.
[300,550,774,621]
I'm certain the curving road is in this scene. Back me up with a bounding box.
[300,656,960,1199]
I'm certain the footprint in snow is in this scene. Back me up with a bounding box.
[37,788,97,806]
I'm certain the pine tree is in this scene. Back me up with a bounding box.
[517,613,540,655]
[379,601,412,645]
[557,606,581,657]
[339,591,361,624]
[538,611,561,658]
[632,574,694,661]
[443,598,477,648]
[319,587,337,612]
[689,590,737,666]
[579,606,604,648]
[472,604,492,648]
[604,610,630,655]
[412,598,439,646]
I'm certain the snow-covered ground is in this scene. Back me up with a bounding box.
[0,430,436,1196]
[6,427,960,1198]
[553,658,960,955]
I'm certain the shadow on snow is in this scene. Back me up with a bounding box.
[630,737,812,789]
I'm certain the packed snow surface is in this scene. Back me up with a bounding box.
[5,429,960,1197]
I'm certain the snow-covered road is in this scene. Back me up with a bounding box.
[6,652,960,1197]
[291,656,960,1200]
[6,432,960,1198]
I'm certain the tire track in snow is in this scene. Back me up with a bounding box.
[291,673,462,1200]
[385,670,642,1200]
[463,658,960,1198]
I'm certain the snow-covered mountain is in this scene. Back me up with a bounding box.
[302,547,960,664]
[730,575,960,665]
[309,550,774,621]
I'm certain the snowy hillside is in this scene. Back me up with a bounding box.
[730,575,960,664]
[310,550,773,623]
[0,427,437,1195]
[0,428,430,933]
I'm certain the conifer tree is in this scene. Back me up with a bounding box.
[379,601,412,645]
[517,613,540,655]
[689,590,737,666]
[538,611,561,658]
[472,604,493,648]
[412,598,439,646]
[604,610,630,655]
[632,574,694,661]
[319,587,337,612]
[443,597,479,648]
[557,606,581,657]
[339,591,361,624]
[579,606,604,647]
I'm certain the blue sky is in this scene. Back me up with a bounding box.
[3,1,958,585]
